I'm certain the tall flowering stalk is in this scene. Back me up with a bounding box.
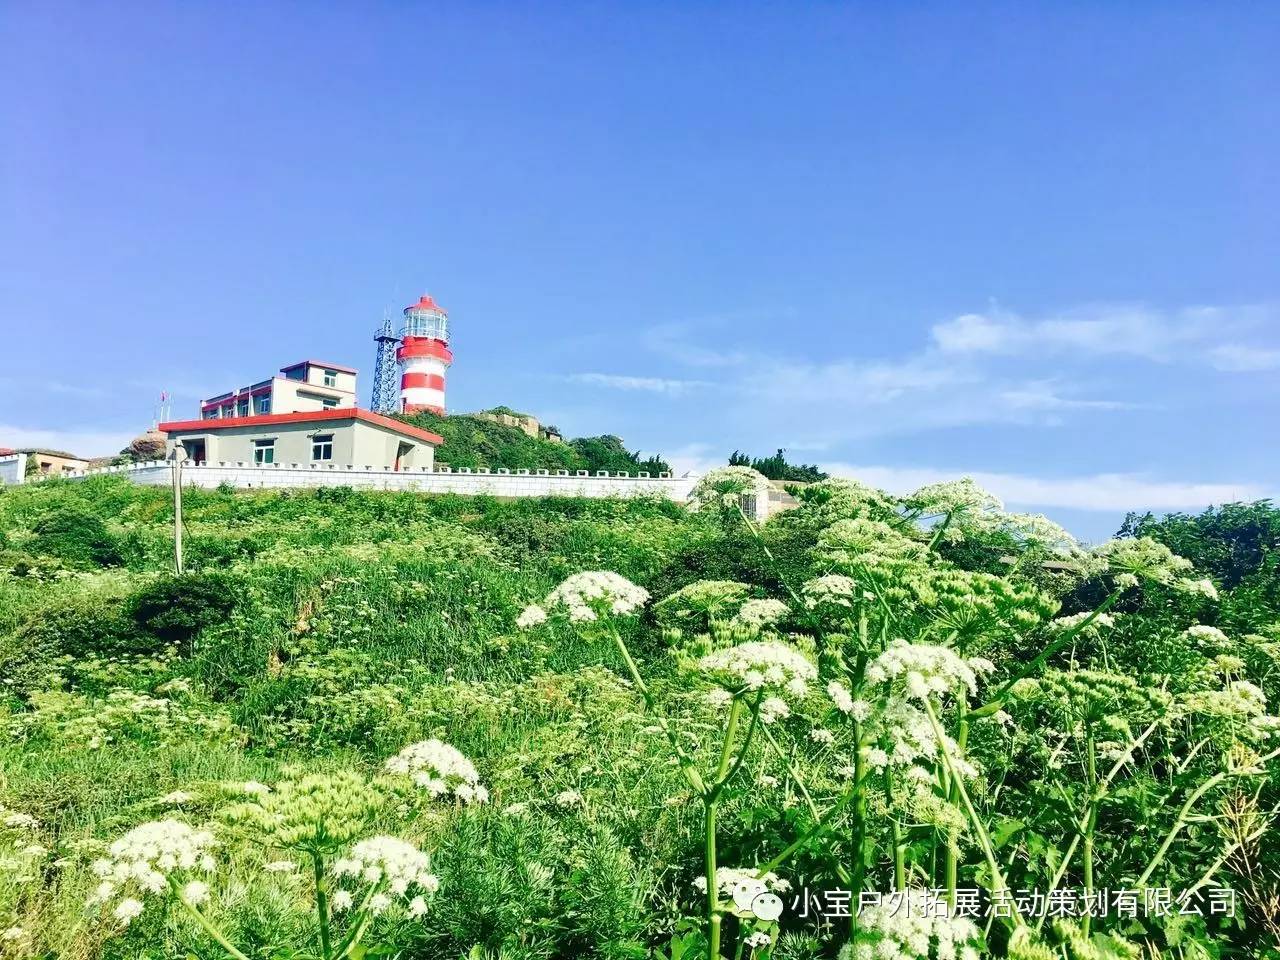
[87,768,453,959]
[518,571,820,959]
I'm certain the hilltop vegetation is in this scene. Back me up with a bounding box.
[399,409,671,475]
[0,474,1278,960]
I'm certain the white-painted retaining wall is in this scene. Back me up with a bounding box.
[52,459,729,509]
[0,454,27,486]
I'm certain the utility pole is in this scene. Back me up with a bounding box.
[168,446,187,575]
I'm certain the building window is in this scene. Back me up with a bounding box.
[255,395,271,414]
[321,397,338,409]
[254,439,275,464]
[237,398,250,417]
[323,369,337,387]
[204,408,218,420]
[312,434,334,461]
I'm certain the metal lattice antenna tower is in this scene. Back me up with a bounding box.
[370,310,402,413]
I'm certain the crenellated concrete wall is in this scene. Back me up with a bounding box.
[0,454,27,486]
[51,459,716,506]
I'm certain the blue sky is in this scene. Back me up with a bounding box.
[2,2,1277,540]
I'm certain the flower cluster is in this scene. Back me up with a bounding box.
[698,641,817,700]
[732,598,790,631]
[863,698,975,777]
[1091,537,1195,589]
[1184,624,1231,651]
[689,466,770,511]
[827,681,871,721]
[792,477,901,525]
[385,740,488,804]
[1048,611,1116,634]
[527,571,651,624]
[224,771,381,853]
[906,478,1004,519]
[88,820,217,927]
[867,641,979,702]
[332,836,439,918]
[802,574,860,610]
[654,580,752,626]
[838,889,981,960]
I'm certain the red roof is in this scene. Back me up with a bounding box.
[404,294,447,315]
[280,360,359,376]
[0,448,15,456]
[158,408,443,445]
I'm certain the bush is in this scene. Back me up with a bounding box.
[28,504,122,568]
[1,591,140,691]
[127,571,243,653]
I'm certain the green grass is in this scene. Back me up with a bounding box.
[1,476,1278,960]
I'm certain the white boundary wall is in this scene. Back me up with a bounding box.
[0,454,26,486]
[53,459,728,509]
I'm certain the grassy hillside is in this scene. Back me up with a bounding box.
[0,475,1277,960]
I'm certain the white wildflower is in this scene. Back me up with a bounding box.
[802,574,858,610]
[516,604,548,629]
[867,640,978,701]
[828,680,855,714]
[554,789,583,808]
[385,740,487,803]
[732,598,790,630]
[700,641,817,701]
[759,696,790,724]
[690,466,770,511]
[707,688,734,709]
[332,836,438,914]
[88,819,217,925]
[181,880,209,905]
[113,897,144,926]
[543,571,650,622]
[1185,624,1230,648]
[1184,578,1219,600]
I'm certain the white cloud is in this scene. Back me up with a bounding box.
[997,381,1136,412]
[931,303,1272,362]
[0,424,135,458]
[824,462,1267,513]
[1208,344,1280,372]
[569,373,710,395]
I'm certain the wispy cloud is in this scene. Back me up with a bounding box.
[1208,344,1280,372]
[568,372,711,395]
[997,380,1137,412]
[643,322,750,368]
[824,462,1267,514]
[931,303,1276,363]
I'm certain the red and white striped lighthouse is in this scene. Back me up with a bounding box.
[397,294,453,415]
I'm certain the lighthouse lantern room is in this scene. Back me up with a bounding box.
[397,294,453,415]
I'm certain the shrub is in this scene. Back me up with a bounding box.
[127,571,242,653]
[28,504,122,568]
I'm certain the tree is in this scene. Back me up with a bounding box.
[726,448,827,483]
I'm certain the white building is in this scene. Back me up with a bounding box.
[200,360,358,420]
[160,408,442,470]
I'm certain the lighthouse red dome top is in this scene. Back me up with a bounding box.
[404,294,447,316]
